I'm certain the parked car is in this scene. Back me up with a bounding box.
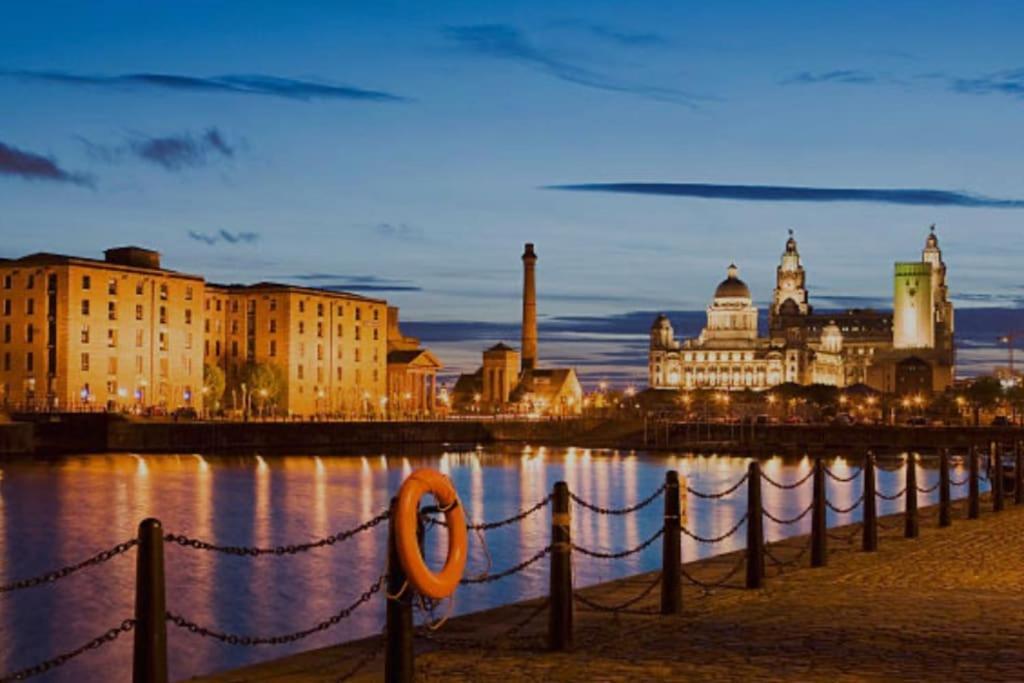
[991,415,1012,427]
[172,407,198,421]
[832,413,855,426]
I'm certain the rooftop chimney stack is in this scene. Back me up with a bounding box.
[521,243,538,372]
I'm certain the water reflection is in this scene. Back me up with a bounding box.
[0,448,985,682]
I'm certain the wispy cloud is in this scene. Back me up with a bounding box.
[2,70,409,103]
[442,24,705,105]
[187,230,259,246]
[782,69,881,85]
[550,20,669,47]
[373,222,426,242]
[287,273,421,292]
[547,182,1024,208]
[0,140,92,186]
[84,128,235,171]
[949,67,1024,100]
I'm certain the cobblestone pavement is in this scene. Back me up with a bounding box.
[193,497,1024,682]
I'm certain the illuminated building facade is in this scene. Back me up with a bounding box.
[0,247,204,411]
[649,227,955,394]
[0,245,437,416]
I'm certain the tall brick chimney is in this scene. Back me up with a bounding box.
[521,242,538,372]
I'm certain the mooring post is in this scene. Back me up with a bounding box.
[745,461,764,589]
[661,471,682,615]
[549,481,573,651]
[992,441,1005,512]
[1015,441,1024,506]
[939,448,951,528]
[386,498,413,683]
[811,457,827,567]
[862,452,878,552]
[904,454,919,539]
[968,444,980,520]
[133,518,168,683]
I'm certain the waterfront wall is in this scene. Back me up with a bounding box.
[0,422,33,455]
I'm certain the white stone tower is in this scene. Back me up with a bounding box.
[771,229,810,319]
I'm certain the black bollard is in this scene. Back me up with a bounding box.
[939,448,951,528]
[385,498,413,683]
[968,445,980,520]
[549,481,573,651]
[811,458,827,567]
[992,441,1005,512]
[133,518,168,683]
[1016,441,1024,506]
[661,471,682,615]
[745,461,765,589]
[862,452,878,552]
[904,454,919,539]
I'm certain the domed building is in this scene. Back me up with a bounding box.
[649,227,956,394]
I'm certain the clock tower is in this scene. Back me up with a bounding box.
[771,230,810,322]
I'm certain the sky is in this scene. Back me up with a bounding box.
[2,1,1023,383]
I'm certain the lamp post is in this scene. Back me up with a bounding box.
[998,332,1023,384]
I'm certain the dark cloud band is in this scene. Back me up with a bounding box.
[547,182,1024,208]
[2,70,409,103]
[0,141,91,186]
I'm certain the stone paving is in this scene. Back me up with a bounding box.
[192,496,1024,682]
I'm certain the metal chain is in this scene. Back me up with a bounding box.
[460,546,552,584]
[0,540,137,594]
[0,619,135,682]
[825,494,865,514]
[827,526,861,545]
[572,527,665,559]
[166,578,382,645]
[759,469,814,490]
[875,487,907,501]
[425,496,553,531]
[762,501,814,525]
[949,475,970,486]
[680,553,746,591]
[824,467,863,483]
[916,482,940,494]
[687,472,750,499]
[764,540,811,569]
[573,572,662,614]
[680,513,749,544]
[164,510,389,556]
[569,484,666,515]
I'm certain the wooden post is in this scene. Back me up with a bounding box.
[862,452,878,552]
[968,445,980,520]
[549,481,573,651]
[1015,441,1024,506]
[745,461,764,589]
[992,441,1005,512]
[938,448,951,528]
[133,518,168,683]
[385,498,413,683]
[811,457,827,567]
[661,471,682,615]
[904,454,919,539]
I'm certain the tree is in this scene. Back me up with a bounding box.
[203,363,225,413]
[240,362,286,417]
[964,376,1003,426]
[1005,384,1024,426]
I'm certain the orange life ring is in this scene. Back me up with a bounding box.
[394,469,468,599]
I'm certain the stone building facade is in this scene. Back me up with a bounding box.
[649,228,955,394]
[0,245,436,416]
[0,247,204,411]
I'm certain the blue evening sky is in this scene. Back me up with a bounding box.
[2,1,1023,380]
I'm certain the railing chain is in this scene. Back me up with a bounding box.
[762,501,814,525]
[0,540,138,593]
[572,527,665,559]
[687,472,750,499]
[759,469,814,490]
[681,514,749,544]
[163,510,389,556]
[876,487,907,501]
[569,485,666,515]
[0,619,136,682]
[460,546,552,584]
[825,494,865,515]
[823,467,863,483]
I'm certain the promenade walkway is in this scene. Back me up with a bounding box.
[194,495,1024,682]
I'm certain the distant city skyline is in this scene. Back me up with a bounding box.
[3,1,1023,381]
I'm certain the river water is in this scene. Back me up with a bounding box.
[0,447,978,682]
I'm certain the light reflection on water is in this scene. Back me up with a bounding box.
[0,448,978,682]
